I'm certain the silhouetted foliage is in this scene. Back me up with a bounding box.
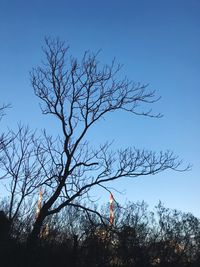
[0,210,10,241]
[0,198,199,267]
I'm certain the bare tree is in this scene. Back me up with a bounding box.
[27,37,187,244]
[0,126,44,231]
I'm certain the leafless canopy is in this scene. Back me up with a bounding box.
[28,38,188,241]
[0,126,43,224]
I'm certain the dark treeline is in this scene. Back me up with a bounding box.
[0,200,200,267]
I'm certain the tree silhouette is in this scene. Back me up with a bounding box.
[4,37,186,245]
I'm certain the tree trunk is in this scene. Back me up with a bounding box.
[27,208,47,247]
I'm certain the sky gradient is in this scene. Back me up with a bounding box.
[0,0,200,216]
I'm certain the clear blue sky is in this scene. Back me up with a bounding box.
[0,0,200,216]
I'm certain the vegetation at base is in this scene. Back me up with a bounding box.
[0,200,200,267]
